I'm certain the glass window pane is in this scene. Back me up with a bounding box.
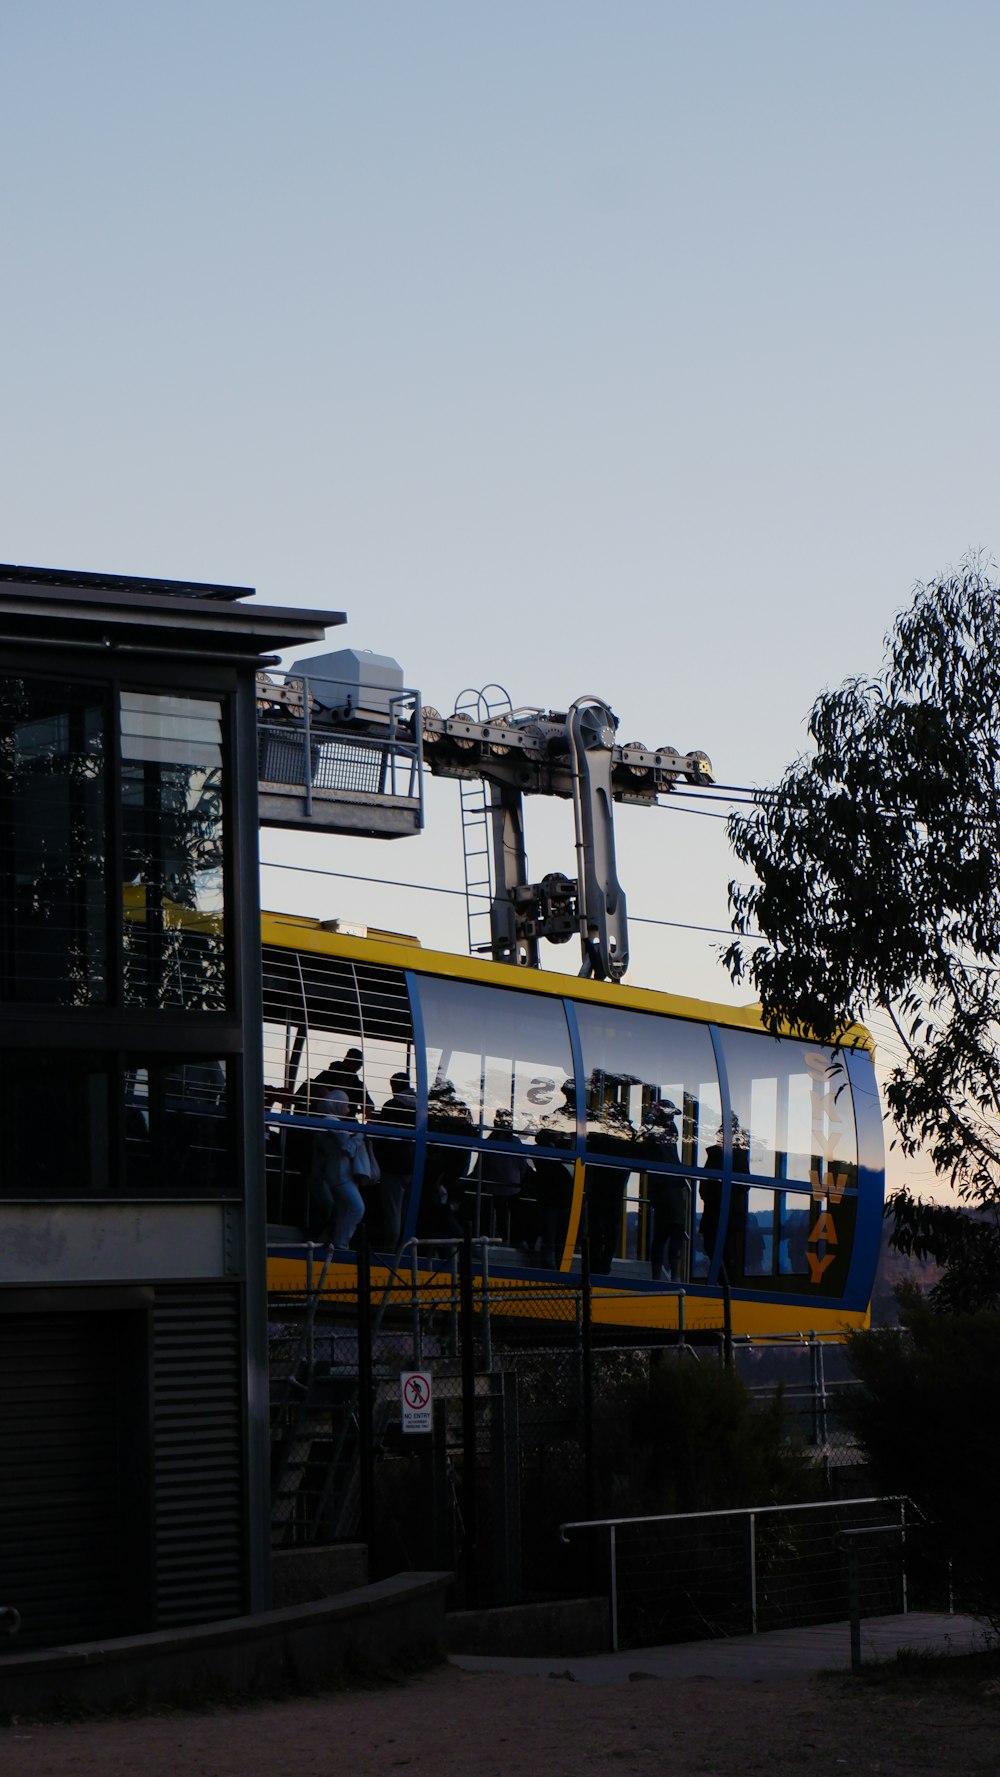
[124,1059,229,1194]
[357,961,415,1250]
[693,1180,722,1277]
[270,953,415,1118]
[356,961,416,1116]
[744,1186,775,1275]
[0,1052,110,1193]
[277,952,363,1110]
[121,692,226,1010]
[648,1173,693,1280]
[120,692,222,767]
[575,1003,721,1168]
[420,976,574,1147]
[805,1192,858,1295]
[719,1030,858,1193]
[0,676,107,1004]
[779,1189,812,1275]
[748,1076,778,1176]
[262,946,416,1240]
[587,1162,631,1273]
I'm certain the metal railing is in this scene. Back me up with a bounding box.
[838,1522,910,1671]
[257,674,424,827]
[269,1227,691,1357]
[561,1496,912,1651]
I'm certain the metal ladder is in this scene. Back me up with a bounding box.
[453,684,512,957]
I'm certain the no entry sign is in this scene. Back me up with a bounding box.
[400,1369,433,1434]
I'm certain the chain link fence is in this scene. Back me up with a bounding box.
[268,1238,882,1617]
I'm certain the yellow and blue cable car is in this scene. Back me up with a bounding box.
[262,912,884,1337]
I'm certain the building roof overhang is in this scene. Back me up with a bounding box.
[0,564,343,659]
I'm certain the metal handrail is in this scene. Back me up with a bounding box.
[560,1495,911,1652]
[257,673,424,808]
[837,1520,911,1671]
[561,1493,900,1537]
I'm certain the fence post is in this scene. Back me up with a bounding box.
[581,1205,595,1524]
[301,674,313,817]
[410,1242,422,1368]
[431,1396,452,1570]
[490,1370,522,1604]
[306,1242,315,1375]
[460,1226,480,1608]
[847,1543,862,1672]
[449,1248,460,1357]
[357,1225,375,1570]
[480,1239,493,1372]
[900,1498,908,1615]
[748,1511,758,1633]
[809,1332,828,1447]
[609,1525,619,1653]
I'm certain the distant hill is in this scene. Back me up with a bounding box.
[870,1219,942,1325]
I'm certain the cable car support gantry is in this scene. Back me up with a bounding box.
[256,651,714,985]
[420,688,713,981]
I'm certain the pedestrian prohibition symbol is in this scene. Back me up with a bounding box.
[400,1369,433,1434]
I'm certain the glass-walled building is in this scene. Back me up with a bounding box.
[0,565,337,1648]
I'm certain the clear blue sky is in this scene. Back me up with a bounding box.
[3,1,998,1187]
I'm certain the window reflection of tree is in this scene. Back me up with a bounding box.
[0,677,229,1013]
[122,759,226,1011]
[0,676,107,1005]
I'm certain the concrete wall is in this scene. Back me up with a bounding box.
[0,1573,450,1719]
[271,1545,368,1608]
[446,1596,611,1658]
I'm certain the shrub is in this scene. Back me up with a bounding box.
[614,1353,817,1515]
[843,1292,1000,1626]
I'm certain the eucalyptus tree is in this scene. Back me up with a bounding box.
[725,559,1000,1213]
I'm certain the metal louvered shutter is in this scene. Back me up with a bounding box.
[151,1284,246,1626]
[0,1310,140,1648]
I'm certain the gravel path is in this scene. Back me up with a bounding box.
[3,1660,999,1777]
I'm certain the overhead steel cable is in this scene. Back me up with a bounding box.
[258,856,762,941]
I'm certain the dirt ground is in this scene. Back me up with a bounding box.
[2,1661,999,1777]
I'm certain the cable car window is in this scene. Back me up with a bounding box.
[261,945,415,1232]
[780,1189,812,1274]
[718,1031,858,1193]
[744,1186,774,1275]
[261,949,414,1117]
[355,961,414,1114]
[733,1181,855,1291]
[574,1004,722,1171]
[418,976,573,1146]
[741,1183,813,1277]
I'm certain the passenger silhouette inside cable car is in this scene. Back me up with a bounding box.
[642,1100,689,1282]
[585,1080,638,1275]
[297,1047,375,1120]
[419,1079,473,1258]
[700,1117,750,1280]
[371,1071,417,1251]
[479,1108,533,1243]
[525,1082,576,1268]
